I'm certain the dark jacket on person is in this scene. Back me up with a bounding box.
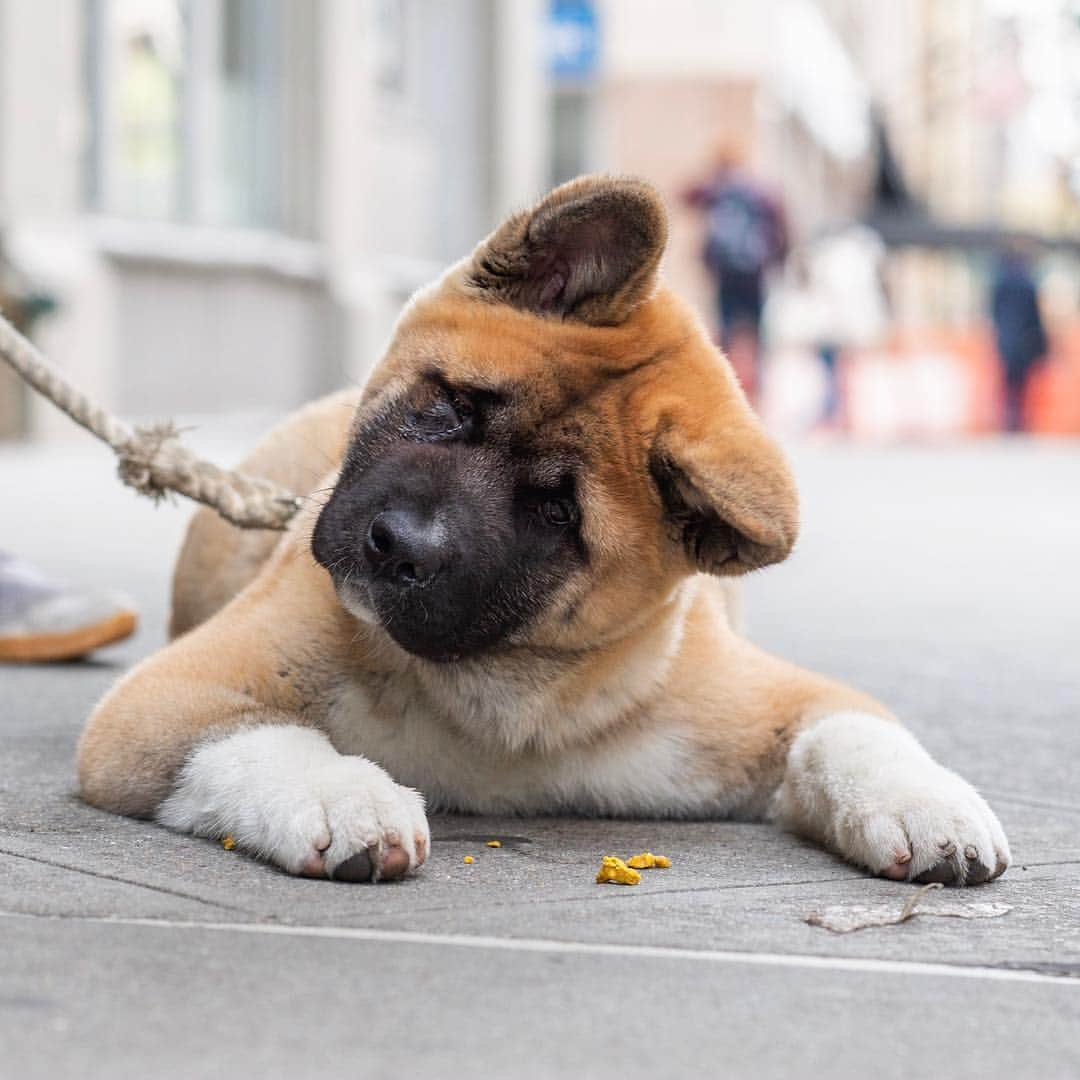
[991,255,1047,381]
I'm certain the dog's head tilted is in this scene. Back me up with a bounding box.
[312,175,798,663]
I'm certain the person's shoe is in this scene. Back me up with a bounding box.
[0,552,137,662]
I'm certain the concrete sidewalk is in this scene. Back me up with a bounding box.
[2,429,1078,1079]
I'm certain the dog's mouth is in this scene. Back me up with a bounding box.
[332,577,472,664]
[333,578,379,625]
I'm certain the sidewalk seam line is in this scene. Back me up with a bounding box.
[1,910,1076,987]
[0,847,260,917]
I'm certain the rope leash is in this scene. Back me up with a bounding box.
[0,311,301,530]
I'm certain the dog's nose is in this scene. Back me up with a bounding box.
[364,510,445,586]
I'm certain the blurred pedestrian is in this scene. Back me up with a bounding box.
[806,226,889,429]
[765,228,889,433]
[684,139,788,400]
[990,241,1047,433]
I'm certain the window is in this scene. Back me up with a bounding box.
[550,87,593,187]
[87,0,317,235]
[89,0,186,219]
[547,0,599,187]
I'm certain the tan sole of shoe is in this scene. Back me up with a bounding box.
[0,610,138,662]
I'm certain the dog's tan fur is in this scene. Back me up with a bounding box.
[77,176,1008,886]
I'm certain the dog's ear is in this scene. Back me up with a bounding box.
[466,174,668,326]
[649,417,799,577]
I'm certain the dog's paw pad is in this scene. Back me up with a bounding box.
[880,851,912,881]
[912,842,997,886]
[330,843,411,883]
[300,851,328,877]
[379,845,410,881]
[333,850,374,883]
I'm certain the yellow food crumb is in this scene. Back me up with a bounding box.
[595,856,641,886]
[463,855,474,864]
[626,852,671,869]
[221,835,236,851]
[486,840,501,848]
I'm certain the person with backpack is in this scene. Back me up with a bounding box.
[683,141,789,401]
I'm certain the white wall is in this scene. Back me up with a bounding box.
[110,260,330,415]
[0,0,87,221]
[601,0,770,79]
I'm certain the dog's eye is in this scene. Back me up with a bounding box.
[539,497,576,527]
[408,397,471,440]
[450,394,474,421]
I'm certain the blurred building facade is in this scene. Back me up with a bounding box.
[586,0,1080,434]
[1,0,1078,439]
[0,0,549,437]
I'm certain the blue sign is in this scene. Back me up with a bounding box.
[548,0,599,81]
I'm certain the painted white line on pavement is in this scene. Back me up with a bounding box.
[1,910,1076,987]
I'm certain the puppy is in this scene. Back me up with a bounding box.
[78,176,1010,886]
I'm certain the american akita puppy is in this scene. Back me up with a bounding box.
[78,176,1010,886]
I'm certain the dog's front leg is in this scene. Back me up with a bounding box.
[78,534,429,882]
[81,687,430,882]
[773,710,1011,886]
[157,723,429,881]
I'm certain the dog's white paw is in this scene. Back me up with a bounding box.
[774,712,1011,886]
[157,724,429,882]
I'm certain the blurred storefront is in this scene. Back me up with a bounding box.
[0,0,549,438]
[1,0,1077,440]
[581,0,1080,435]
